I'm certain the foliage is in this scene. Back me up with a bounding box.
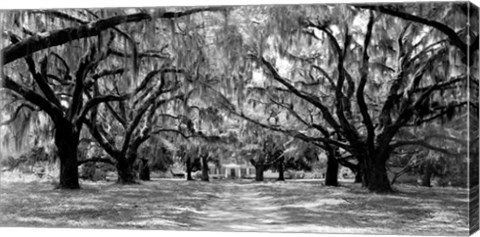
[139,143,174,172]
[0,3,477,190]
[205,3,477,191]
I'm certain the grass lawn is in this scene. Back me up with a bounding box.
[0,178,469,235]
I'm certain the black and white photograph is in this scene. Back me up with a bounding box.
[0,0,478,236]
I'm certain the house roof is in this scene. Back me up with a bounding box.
[222,163,241,168]
[221,163,252,168]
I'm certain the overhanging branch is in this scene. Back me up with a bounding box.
[391,139,466,157]
[77,157,116,166]
[78,94,130,123]
[3,75,62,118]
[257,56,342,133]
[155,7,226,19]
[2,13,151,64]
[355,4,468,54]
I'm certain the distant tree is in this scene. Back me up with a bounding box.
[273,137,321,181]
[139,138,175,177]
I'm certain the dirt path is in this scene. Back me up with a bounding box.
[191,181,380,233]
[192,182,283,231]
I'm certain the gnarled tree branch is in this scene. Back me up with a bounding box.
[2,12,151,64]
[355,4,468,54]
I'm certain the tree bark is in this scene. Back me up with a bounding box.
[255,164,264,181]
[420,163,433,187]
[277,162,285,181]
[186,157,194,181]
[201,155,209,182]
[355,5,469,56]
[359,159,369,187]
[139,158,150,181]
[116,157,137,184]
[354,168,363,183]
[365,157,392,193]
[325,148,339,186]
[2,13,151,65]
[54,120,80,189]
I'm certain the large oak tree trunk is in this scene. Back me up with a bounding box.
[355,149,392,193]
[365,155,392,193]
[116,157,137,184]
[325,149,339,186]
[54,121,80,189]
[277,162,285,181]
[201,155,209,182]
[255,164,264,181]
[359,158,369,187]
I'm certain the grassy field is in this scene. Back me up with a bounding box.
[0,178,469,235]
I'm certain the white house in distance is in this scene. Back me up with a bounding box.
[209,156,255,179]
[220,162,255,179]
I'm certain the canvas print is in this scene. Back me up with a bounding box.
[0,1,478,236]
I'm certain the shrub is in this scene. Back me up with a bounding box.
[79,162,109,181]
[1,161,59,183]
[1,156,20,171]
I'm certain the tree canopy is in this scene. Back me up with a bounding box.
[1,3,477,192]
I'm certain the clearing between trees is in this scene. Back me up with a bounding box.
[0,179,468,235]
